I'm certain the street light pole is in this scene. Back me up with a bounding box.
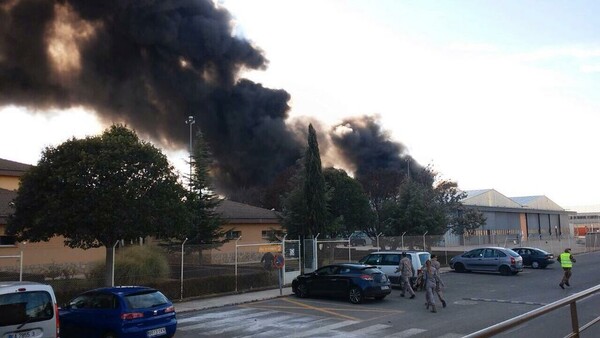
[185,116,195,190]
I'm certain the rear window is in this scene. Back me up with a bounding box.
[506,249,520,257]
[360,268,382,275]
[124,291,169,309]
[0,291,53,326]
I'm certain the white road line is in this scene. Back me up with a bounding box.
[384,328,427,337]
[177,308,253,323]
[236,318,335,338]
[178,309,278,331]
[437,333,465,338]
[289,320,360,338]
[349,323,392,336]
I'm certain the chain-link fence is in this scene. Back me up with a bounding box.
[1,230,597,303]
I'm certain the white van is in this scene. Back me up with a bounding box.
[0,281,59,338]
[358,251,431,288]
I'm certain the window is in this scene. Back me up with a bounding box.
[382,254,400,265]
[125,291,169,309]
[225,231,241,240]
[0,291,53,326]
[0,235,16,246]
[261,230,284,240]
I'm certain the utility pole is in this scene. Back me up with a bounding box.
[185,116,195,190]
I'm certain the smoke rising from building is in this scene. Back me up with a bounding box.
[0,0,417,198]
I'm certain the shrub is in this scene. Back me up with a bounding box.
[88,245,170,285]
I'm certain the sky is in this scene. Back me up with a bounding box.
[1,0,600,209]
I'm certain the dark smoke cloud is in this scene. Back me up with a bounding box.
[0,0,419,200]
[330,116,421,180]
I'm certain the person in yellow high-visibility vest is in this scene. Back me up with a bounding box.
[558,248,576,289]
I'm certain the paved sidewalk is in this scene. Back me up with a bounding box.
[174,286,293,313]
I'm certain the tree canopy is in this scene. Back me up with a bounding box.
[182,131,225,245]
[303,124,328,236]
[7,124,188,285]
[323,168,373,237]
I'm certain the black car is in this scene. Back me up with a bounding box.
[512,247,555,269]
[291,263,391,304]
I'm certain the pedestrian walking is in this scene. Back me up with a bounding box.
[423,259,441,313]
[558,248,576,289]
[430,254,447,308]
[396,252,416,299]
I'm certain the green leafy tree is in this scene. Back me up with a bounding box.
[450,208,487,236]
[383,167,466,237]
[303,124,328,236]
[323,168,374,237]
[7,125,187,286]
[358,168,405,237]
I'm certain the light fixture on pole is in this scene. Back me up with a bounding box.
[185,116,195,190]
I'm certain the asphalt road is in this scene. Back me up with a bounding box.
[175,251,600,337]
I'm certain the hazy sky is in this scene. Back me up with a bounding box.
[2,0,600,208]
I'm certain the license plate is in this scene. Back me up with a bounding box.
[381,285,390,290]
[147,327,167,337]
[7,329,42,338]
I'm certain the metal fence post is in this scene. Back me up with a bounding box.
[180,237,187,300]
[111,240,118,287]
[235,236,242,292]
[401,232,406,250]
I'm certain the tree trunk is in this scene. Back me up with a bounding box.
[105,245,114,287]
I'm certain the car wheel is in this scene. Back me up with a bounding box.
[349,287,363,304]
[295,283,309,298]
[375,295,386,300]
[531,261,540,269]
[500,266,511,276]
[454,263,466,273]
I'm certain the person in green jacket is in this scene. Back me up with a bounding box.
[558,248,576,289]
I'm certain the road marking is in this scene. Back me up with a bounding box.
[178,309,278,331]
[282,297,361,321]
[177,308,253,323]
[384,328,427,337]
[289,320,360,337]
[350,323,392,335]
[465,297,546,306]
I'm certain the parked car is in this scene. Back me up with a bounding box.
[511,247,555,269]
[344,231,371,247]
[292,263,391,304]
[60,286,177,338]
[0,281,59,338]
[358,251,431,288]
[450,247,523,275]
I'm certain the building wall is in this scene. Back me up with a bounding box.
[0,176,19,190]
[0,235,105,270]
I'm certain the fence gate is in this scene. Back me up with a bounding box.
[282,238,301,284]
[303,238,317,274]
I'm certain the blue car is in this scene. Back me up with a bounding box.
[60,286,176,338]
[292,263,391,304]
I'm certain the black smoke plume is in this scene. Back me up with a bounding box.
[0,0,420,203]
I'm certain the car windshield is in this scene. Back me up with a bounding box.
[0,291,53,326]
[124,291,169,309]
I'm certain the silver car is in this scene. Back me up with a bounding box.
[450,247,523,275]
